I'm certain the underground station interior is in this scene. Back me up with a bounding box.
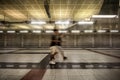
[0,0,120,80]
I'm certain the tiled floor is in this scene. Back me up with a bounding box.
[0,54,47,62]
[44,49,120,80]
[42,69,120,80]
[0,69,30,80]
[92,49,120,57]
[60,50,120,62]
[14,50,50,53]
[0,49,18,53]
[0,49,120,80]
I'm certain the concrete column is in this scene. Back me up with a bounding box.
[21,34,24,48]
[92,24,95,48]
[4,34,7,47]
[38,34,41,48]
[74,35,77,48]
[92,34,95,48]
[109,32,112,48]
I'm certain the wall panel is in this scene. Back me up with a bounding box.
[112,34,120,48]
[0,33,119,48]
[94,33,110,48]
[22,34,39,47]
[77,34,93,48]
[6,34,21,47]
[40,34,51,48]
[0,33,4,48]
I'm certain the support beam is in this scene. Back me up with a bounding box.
[118,0,120,48]
[44,0,51,18]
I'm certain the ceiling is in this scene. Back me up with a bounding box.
[0,0,104,30]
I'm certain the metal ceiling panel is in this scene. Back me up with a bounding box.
[0,0,104,30]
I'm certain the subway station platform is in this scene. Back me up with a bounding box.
[0,0,119,80]
[0,49,120,80]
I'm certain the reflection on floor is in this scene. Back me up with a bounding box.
[48,62,120,69]
[42,69,120,80]
[0,49,120,80]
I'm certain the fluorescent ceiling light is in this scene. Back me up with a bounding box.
[31,21,46,24]
[7,31,15,33]
[78,21,94,25]
[20,30,28,33]
[32,30,41,33]
[84,30,93,33]
[55,21,70,24]
[0,31,3,33]
[59,30,67,33]
[92,15,118,18]
[71,30,80,33]
[110,30,119,33]
[46,30,53,33]
[97,30,106,33]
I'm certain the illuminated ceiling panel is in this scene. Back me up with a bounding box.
[50,0,104,21]
[0,0,47,21]
[26,5,48,20]
[44,24,55,29]
[0,0,104,30]
[50,0,78,20]
[12,24,31,29]
[30,25,43,29]
[4,10,27,20]
[74,0,104,20]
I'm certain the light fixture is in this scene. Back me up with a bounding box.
[84,30,93,33]
[97,30,106,33]
[59,30,67,33]
[31,21,46,25]
[92,15,118,18]
[45,30,53,33]
[78,21,94,25]
[71,30,80,33]
[7,30,15,33]
[110,30,119,33]
[32,30,41,33]
[55,21,70,24]
[0,31,3,33]
[20,30,28,33]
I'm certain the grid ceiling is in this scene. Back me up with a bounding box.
[0,0,104,29]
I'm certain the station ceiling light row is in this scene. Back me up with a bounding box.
[0,30,119,34]
[0,15,117,25]
[29,15,118,25]
[30,15,118,25]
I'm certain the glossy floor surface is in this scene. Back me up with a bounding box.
[0,49,120,80]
